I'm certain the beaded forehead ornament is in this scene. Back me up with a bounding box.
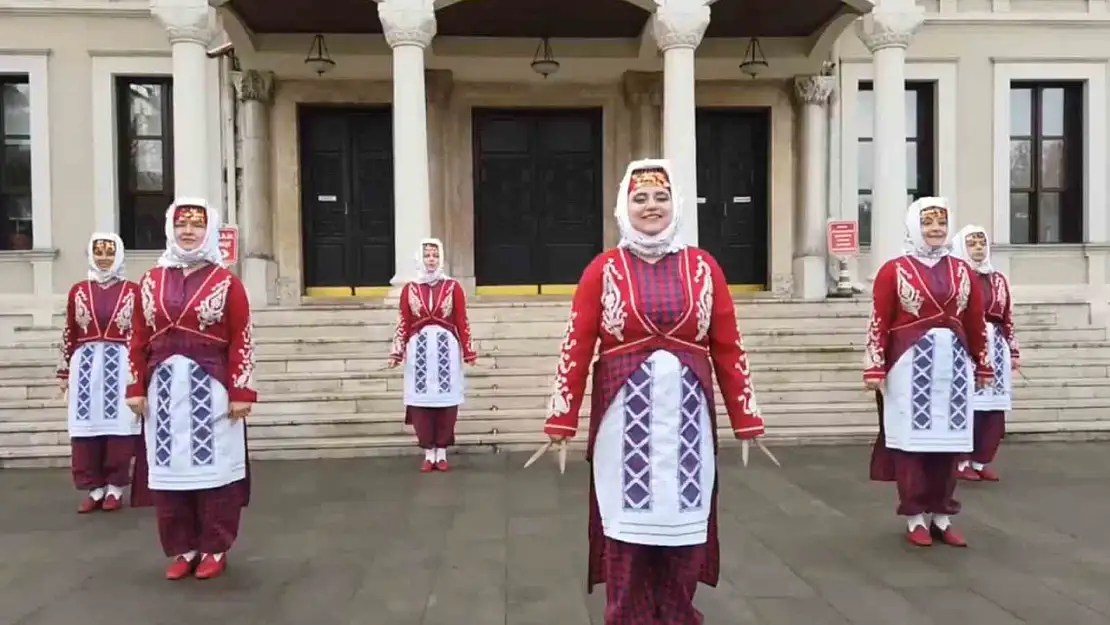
[628,168,670,193]
[173,205,207,226]
[92,239,116,255]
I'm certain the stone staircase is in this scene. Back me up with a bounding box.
[1,298,1108,467]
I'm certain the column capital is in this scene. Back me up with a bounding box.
[793,75,836,106]
[149,0,214,46]
[855,2,924,52]
[651,0,710,52]
[233,69,275,104]
[376,0,437,49]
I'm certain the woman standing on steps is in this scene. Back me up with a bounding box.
[866,197,993,548]
[126,198,257,581]
[57,233,141,514]
[542,159,766,624]
[951,225,1020,482]
[388,238,477,473]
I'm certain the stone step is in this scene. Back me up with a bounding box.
[5,378,1110,424]
[3,413,1108,468]
[5,359,1104,400]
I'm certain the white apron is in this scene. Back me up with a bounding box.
[971,322,1013,411]
[67,341,140,438]
[593,350,716,547]
[403,325,464,408]
[883,328,974,453]
[145,354,246,490]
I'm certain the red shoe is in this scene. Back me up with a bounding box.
[906,525,932,547]
[194,554,227,580]
[435,459,450,472]
[77,496,101,514]
[957,466,981,481]
[977,466,1000,482]
[931,524,968,547]
[420,460,435,473]
[101,494,122,512]
[165,555,196,580]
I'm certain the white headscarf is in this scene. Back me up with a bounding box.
[615,158,687,258]
[902,196,953,266]
[157,198,225,269]
[86,232,126,284]
[414,237,447,284]
[951,224,995,274]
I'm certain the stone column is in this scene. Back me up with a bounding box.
[856,0,924,273]
[652,0,710,247]
[150,0,214,199]
[792,75,836,300]
[233,69,276,305]
[377,0,436,290]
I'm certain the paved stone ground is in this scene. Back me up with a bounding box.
[3,442,1110,624]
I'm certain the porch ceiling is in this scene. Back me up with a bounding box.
[227,0,854,39]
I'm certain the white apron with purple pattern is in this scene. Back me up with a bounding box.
[883,327,974,453]
[971,322,1012,411]
[593,349,716,547]
[67,341,141,438]
[403,325,464,408]
[144,354,246,490]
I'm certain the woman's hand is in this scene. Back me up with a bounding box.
[386,358,400,369]
[1011,357,1020,372]
[229,402,252,421]
[126,397,147,421]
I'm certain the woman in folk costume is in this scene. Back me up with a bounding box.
[126,198,256,581]
[57,233,141,514]
[951,225,1020,482]
[388,238,477,472]
[866,197,993,548]
[543,159,765,624]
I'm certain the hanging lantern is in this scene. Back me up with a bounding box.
[739,37,769,78]
[530,38,560,78]
[304,34,336,76]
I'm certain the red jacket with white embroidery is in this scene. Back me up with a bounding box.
[543,247,765,444]
[864,255,992,383]
[388,278,477,364]
[980,271,1020,359]
[125,266,258,404]
[56,280,139,380]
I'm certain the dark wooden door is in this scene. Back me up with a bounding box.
[696,109,770,286]
[299,107,394,293]
[473,109,603,288]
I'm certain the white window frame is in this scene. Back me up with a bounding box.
[838,61,959,248]
[991,61,1107,245]
[0,52,52,250]
[90,54,172,234]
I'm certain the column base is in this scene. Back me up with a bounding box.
[791,256,828,300]
[241,257,277,307]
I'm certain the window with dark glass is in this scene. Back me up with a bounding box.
[1008,83,1083,244]
[116,76,174,250]
[857,81,936,246]
[0,75,32,251]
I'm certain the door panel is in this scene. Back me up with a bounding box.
[696,109,770,286]
[299,107,394,293]
[473,109,602,288]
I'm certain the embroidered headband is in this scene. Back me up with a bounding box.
[965,231,987,244]
[920,206,947,221]
[92,239,117,255]
[628,168,670,193]
[173,205,208,226]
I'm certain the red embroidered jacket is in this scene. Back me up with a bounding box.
[388,279,477,364]
[543,247,765,441]
[864,255,992,383]
[56,280,139,379]
[981,271,1020,359]
[125,266,258,404]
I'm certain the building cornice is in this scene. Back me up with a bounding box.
[925,13,1110,26]
[0,0,152,17]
